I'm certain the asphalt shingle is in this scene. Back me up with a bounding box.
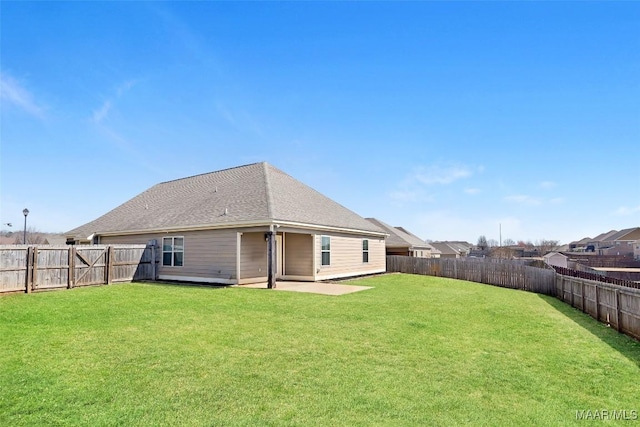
[67,162,383,239]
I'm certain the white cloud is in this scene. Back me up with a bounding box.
[464,188,481,195]
[0,72,45,118]
[91,100,112,124]
[116,80,137,97]
[216,102,237,127]
[505,194,566,206]
[412,164,474,186]
[388,189,434,204]
[504,194,542,206]
[389,163,479,205]
[614,205,640,216]
[90,79,137,124]
[539,181,557,189]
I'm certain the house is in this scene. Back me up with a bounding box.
[572,227,640,255]
[635,240,640,261]
[430,241,472,259]
[43,234,67,245]
[586,230,618,251]
[568,237,592,252]
[66,162,387,286]
[543,252,568,268]
[600,227,640,256]
[365,218,440,258]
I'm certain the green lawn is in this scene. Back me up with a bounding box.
[1,274,638,426]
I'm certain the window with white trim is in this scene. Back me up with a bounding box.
[362,239,369,263]
[163,237,184,267]
[321,236,331,266]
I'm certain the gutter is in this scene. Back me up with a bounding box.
[70,219,388,241]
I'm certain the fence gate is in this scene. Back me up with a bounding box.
[0,244,155,293]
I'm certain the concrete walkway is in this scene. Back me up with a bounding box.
[238,281,373,296]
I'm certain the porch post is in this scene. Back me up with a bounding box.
[236,232,242,285]
[267,229,276,289]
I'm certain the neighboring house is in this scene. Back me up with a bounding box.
[66,162,387,286]
[602,228,640,256]
[430,241,472,259]
[573,227,640,255]
[543,252,568,268]
[635,240,640,261]
[586,230,618,251]
[43,234,67,245]
[568,237,592,252]
[365,218,440,258]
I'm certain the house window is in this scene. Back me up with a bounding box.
[362,239,369,263]
[321,236,331,266]
[163,237,184,267]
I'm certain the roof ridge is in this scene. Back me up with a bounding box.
[262,162,274,219]
[158,161,265,185]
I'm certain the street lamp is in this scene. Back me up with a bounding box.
[23,208,29,244]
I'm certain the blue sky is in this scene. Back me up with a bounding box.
[1,1,639,244]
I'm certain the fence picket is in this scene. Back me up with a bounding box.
[1,244,154,294]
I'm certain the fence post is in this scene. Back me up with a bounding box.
[615,289,622,333]
[25,247,32,294]
[68,246,76,289]
[31,247,38,291]
[581,281,585,312]
[481,262,486,284]
[595,284,600,321]
[106,246,114,285]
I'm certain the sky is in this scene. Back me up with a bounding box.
[1,1,639,245]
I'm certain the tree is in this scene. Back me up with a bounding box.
[518,240,534,248]
[536,239,560,255]
[477,235,488,250]
[487,239,499,248]
[13,227,47,244]
[503,238,515,247]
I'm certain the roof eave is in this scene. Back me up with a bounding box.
[71,219,388,240]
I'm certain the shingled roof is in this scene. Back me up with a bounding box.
[365,218,434,250]
[66,162,385,239]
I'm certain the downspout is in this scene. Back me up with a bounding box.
[267,224,276,289]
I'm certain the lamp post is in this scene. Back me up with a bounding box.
[23,208,29,244]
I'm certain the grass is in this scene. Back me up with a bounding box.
[1,273,639,426]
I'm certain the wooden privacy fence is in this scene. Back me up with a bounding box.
[0,244,156,294]
[386,255,557,295]
[550,265,639,289]
[386,256,640,341]
[556,275,640,341]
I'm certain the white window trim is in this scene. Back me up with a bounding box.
[163,236,184,267]
[362,239,369,263]
[321,235,331,266]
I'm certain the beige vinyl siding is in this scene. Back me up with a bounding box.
[240,232,267,280]
[284,233,313,276]
[315,233,385,280]
[101,229,237,282]
[413,247,433,258]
